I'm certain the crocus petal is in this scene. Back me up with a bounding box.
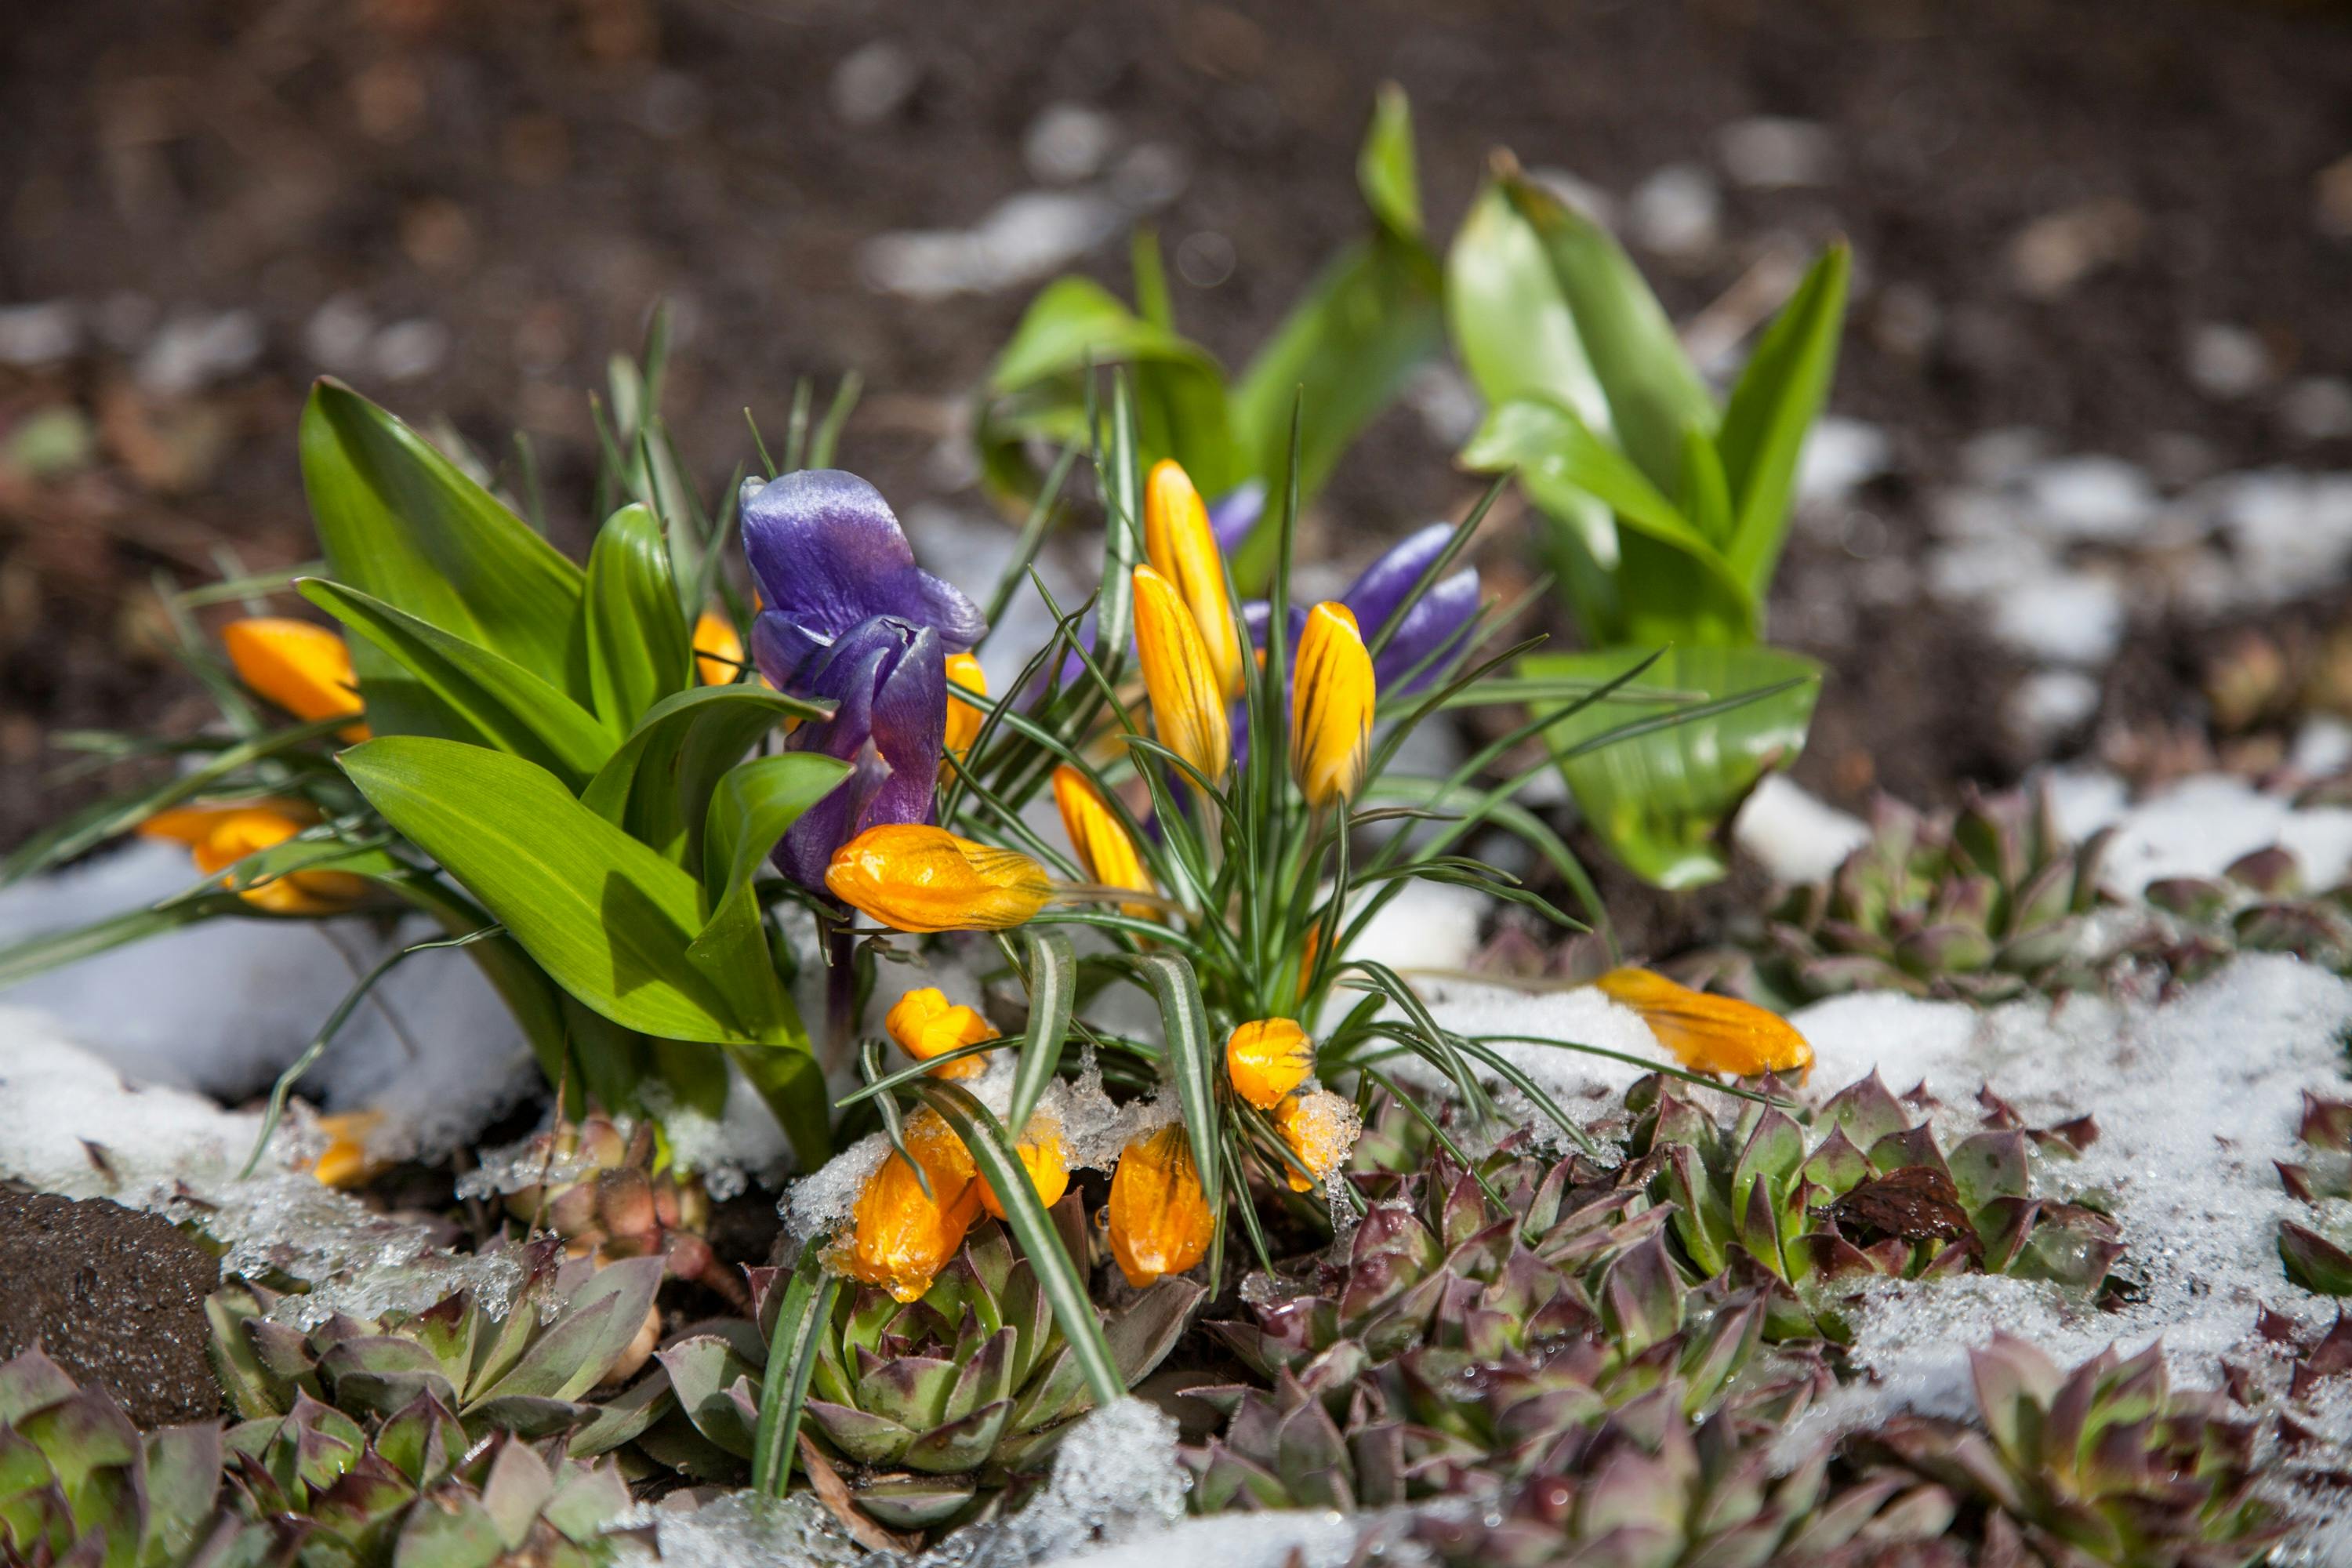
[1340,523,1481,694]
[943,652,987,762]
[1145,460,1245,699]
[740,470,985,691]
[1272,1090,1359,1193]
[1132,566,1231,786]
[1291,601,1374,808]
[978,1109,1070,1221]
[693,611,747,686]
[1051,766,1156,919]
[826,824,1051,933]
[222,618,368,741]
[884,986,996,1080]
[1595,967,1814,1079]
[1226,1018,1313,1110]
[771,618,946,889]
[1106,1123,1214,1288]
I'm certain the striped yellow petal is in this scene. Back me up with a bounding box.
[692,610,746,686]
[222,618,368,742]
[1144,459,1243,698]
[884,986,996,1080]
[1290,601,1374,808]
[1051,766,1156,919]
[825,824,1051,933]
[978,1109,1071,1221]
[1595,967,1813,1080]
[1132,565,1230,786]
[943,651,989,761]
[837,1134,981,1303]
[1225,1017,1313,1109]
[1105,1123,1214,1288]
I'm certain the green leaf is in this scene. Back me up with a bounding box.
[340,736,780,1043]
[1679,425,1733,550]
[1461,397,1755,644]
[583,503,692,733]
[750,1239,838,1497]
[1499,170,1718,497]
[687,752,848,1032]
[1133,953,1224,1225]
[579,684,829,866]
[1004,931,1077,1136]
[1717,241,1852,597]
[904,1082,1125,1410]
[1354,82,1422,242]
[299,380,586,735]
[301,579,613,787]
[1528,644,1821,889]
[975,277,1236,510]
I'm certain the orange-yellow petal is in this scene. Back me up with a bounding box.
[978,1110,1071,1221]
[222,618,368,742]
[1132,565,1230,787]
[825,824,1051,934]
[943,652,989,762]
[884,986,997,1080]
[1051,766,1156,920]
[1272,1089,1359,1193]
[311,1110,387,1189]
[1144,459,1243,699]
[837,1142,980,1303]
[1290,601,1373,808]
[1595,967,1813,1080]
[693,610,746,686]
[140,802,365,914]
[1105,1123,1214,1288]
[1225,1018,1313,1110]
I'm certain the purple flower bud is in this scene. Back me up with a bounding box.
[770,616,947,889]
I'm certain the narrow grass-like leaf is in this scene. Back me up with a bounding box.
[750,1238,839,1497]
[1006,931,1077,1134]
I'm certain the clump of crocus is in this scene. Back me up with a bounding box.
[885,985,997,1080]
[1225,1017,1313,1109]
[1107,1123,1215,1288]
[826,823,1053,933]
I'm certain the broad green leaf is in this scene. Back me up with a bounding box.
[975,277,1236,510]
[1354,82,1423,242]
[1500,171,1718,497]
[580,685,829,866]
[299,381,586,734]
[688,753,849,1032]
[1718,241,1852,597]
[583,503,692,734]
[340,737,780,1044]
[1461,397,1755,644]
[1005,931,1076,1136]
[1529,644,1821,889]
[301,580,613,787]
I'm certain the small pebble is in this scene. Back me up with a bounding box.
[303,292,374,373]
[1023,103,1118,184]
[136,308,263,397]
[1717,117,1836,190]
[1628,164,1720,261]
[832,40,918,127]
[2281,376,2352,442]
[2185,321,2271,400]
[0,301,79,367]
[2024,454,2156,542]
[372,318,450,383]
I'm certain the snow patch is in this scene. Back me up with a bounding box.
[1733,775,1870,884]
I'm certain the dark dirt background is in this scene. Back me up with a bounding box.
[5,0,2352,848]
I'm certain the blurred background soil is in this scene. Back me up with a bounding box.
[4,0,2351,850]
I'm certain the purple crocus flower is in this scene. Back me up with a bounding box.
[742,469,985,692]
[770,616,946,889]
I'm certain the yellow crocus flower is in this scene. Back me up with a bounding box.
[825,824,1051,933]
[1051,766,1156,919]
[1290,601,1374,808]
[1225,1018,1313,1110]
[1594,967,1814,1080]
[884,986,996,1080]
[221,618,368,742]
[1143,459,1243,699]
[978,1109,1071,1221]
[1272,1088,1358,1193]
[692,609,746,686]
[1105,1123,1214,1288]
[943,651,989,763]
[139,803,366,915]
[1132,565,1230,787]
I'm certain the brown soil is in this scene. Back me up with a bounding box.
[0,1185,222,1427]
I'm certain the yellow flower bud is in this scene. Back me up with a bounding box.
[1132,565,1230,788]
[884,986,996,1080]
[692,610,746,686]
[1290,601,1374,808]
[1051,766,1156,919]
[139,803,367,915]
[1225,1017,1313,1110]
[311,1110,386,1189]
[837,1134,981,1304]
[978,1109,1072,1221]
[1144,459,1243,699]
[1106,1123,1214,1289]
[1594,967,1813,1080]
[943,652,989,762]
[221,618,368,742]
[1272,1089,1359,1193]
[825,824,1052,934]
